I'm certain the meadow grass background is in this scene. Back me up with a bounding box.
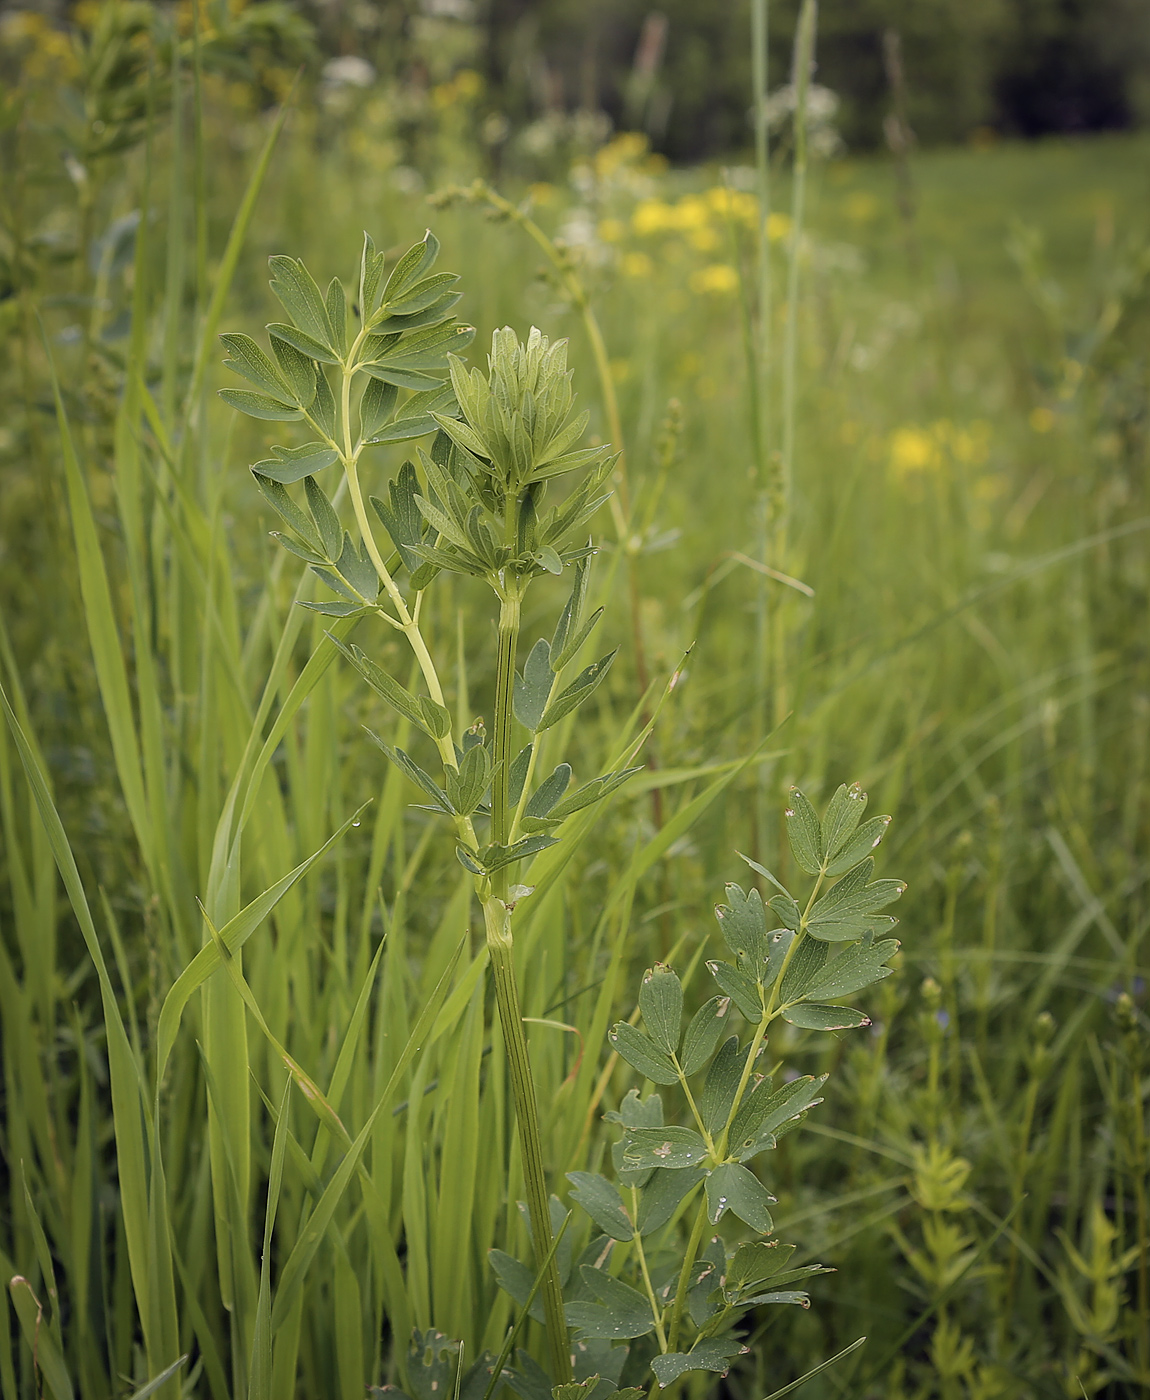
[1,39,1148,1400]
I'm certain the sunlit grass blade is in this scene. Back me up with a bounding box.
[270,938,465,1333]
[249,1079,291,1400]
[0,681,180,1396]
[156,803,370,1085]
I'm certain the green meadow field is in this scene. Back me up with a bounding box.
[1,11,1148,1400]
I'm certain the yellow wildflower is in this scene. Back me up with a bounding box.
[594,131,648,178]
[621,252,653,279]
[73,0,102,29]
[705,187,758,224]
[598,218,626,244]
[673,195,709,230]
[1,10,78,80]
[432,69,482,109]
[690,264,739,295]
[889,426,942,479]
[634,194,722,238]
[767,212,792,242]
[632,199,675,236]
[688,226,720,252]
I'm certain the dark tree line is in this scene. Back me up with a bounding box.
[471,0,1149,156]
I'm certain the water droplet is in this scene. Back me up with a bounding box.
[784,808,795,817]
[718,1196,727,1206]
[352,819,361,827]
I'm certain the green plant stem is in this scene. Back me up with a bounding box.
[675,1066,713,1152]
[484,908,571,1382]
[337,378,458,771]
[717,868,827,1156]
[483,576,570,1380]
[629,1189,668,1352]
[491,588,522,890]
[751,0,771,485]
[1000,1067,1040,1339]
[1130,1032,1149,1377]
[771,0,816,734]
[748,0,774,852]
[780,0,816,536]
[665,1193,709,1357]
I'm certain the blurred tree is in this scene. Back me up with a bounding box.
[472,0,1145,159]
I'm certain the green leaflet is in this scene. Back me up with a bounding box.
[781,1004,870,1031]
[700,1035,750,1134]
[251,443,340,484]
[565,1267,656,1340]
[784,787,823,875]
[621,1127,708,1171]
[218,388,303,421]
[638,964,683,1057]
[705,1162,775,1233]
[820,782,868,856]
[537,651,616,731]
[514,638,553,730]
[268,255,334,349]
[680,996,733,1076]
[634,1166,705,1236]
[219,332,293,399]
[331,639,438,737]
[446,742,492,817]
[608,1023,679,1086]
[824,813,892,877]
[802,936,900,1000]
[707,959,762,1022]
[566,1173,633,1242]
[715,882,770,964]
[649,1340,747,1386]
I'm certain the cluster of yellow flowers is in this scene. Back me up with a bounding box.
[590,130,667,182]
[883,418,1006,516]
[0,10,80,81]
[589,175,794,299]
[888,419,991,481]
[431,68,483,111]
[628,191,790,249]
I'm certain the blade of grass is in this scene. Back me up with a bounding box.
[0,682,181,1396]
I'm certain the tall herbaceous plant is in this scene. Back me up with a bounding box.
[218,231,906,1397]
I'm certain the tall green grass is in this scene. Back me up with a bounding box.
[1,13,1149,1398]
